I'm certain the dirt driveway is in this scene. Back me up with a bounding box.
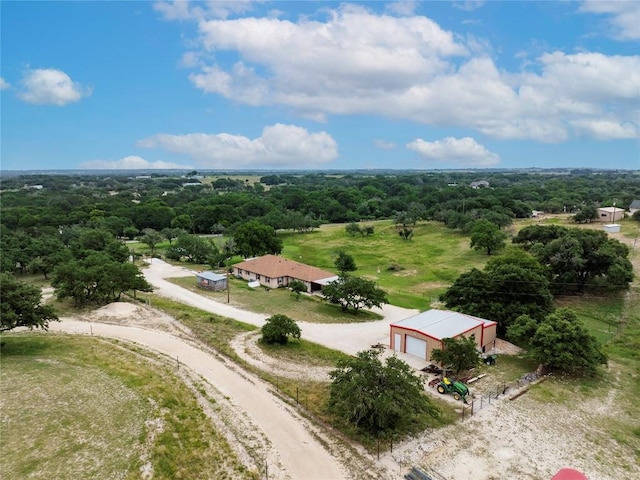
[49,318,350,480]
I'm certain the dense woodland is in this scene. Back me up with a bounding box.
[1,170,638,236]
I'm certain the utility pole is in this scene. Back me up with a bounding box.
[226,267,230,304]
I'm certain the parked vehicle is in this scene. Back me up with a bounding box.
[435,377,470,402]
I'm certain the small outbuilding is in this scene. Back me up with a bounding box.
[597,206,624,222]
[390,309,497,361]
[196,271,227,291]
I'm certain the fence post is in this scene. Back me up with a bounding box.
[296,387,299,404]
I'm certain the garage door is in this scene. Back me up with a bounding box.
[405,335,427,359]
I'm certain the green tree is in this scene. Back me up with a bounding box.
[334,250,357,274]
[288,280,307,299]
[328,349,439,438]
[345,222,361,236]
[532,228,633,294]
[430,336,481,375]
[505,314,539,346]
[261,314,301,345]
[529,308,607,374]
[0,273,59,332]
[140,228,164,256]
[573,204,598,223]
[26,235,72,279]
[233,221,283,258]
[52,253,152,306]
[161,227,187,245]
[166,234,217,263]
[440,251,554,335]
[322,275,388,313]
[123,226,139,240]
[469,219,507,255]
[171,214,194,232]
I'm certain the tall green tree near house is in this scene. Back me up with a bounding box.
[233,221,283,258]
[322,275,387,313]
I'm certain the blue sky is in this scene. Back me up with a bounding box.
[1,1,639,171]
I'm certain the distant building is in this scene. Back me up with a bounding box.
[470,180,489,189]
[597,207,624,222]
[628,199,640,216]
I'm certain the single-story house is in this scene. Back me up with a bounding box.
[597,206,624,222]
[629,200,640,216]
[196,271,227,291]
[232,254,338,292]
[390,309,498,361]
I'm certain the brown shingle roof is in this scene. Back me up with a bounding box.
[234,255,335,282]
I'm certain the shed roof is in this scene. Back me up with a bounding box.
[598,206,624,213]
[391,309,496,340]
[196,271,227,282]
[233,255,335,283]
[629,199,640,210]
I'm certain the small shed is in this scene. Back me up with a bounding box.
[390,310,497,362]
[603,224,621,233]
[597,207,624,222]
[196,271,227,291]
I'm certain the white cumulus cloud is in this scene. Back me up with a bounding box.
[137,124,338,168]
[579,1,640,41]
[165,3,639,143]
[80,155,192,170]
[18,68,91,106]
[0,77,9,90]
[407,137,500,167]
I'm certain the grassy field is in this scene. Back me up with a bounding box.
[281,220,495,309]
[0,334,254,480]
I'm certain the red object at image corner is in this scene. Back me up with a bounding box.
[552,468,588,480]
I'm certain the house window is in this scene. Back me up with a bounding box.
[256,275,261,280]
[278,278,283,284]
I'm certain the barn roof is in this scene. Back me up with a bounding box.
[391,309,496,340]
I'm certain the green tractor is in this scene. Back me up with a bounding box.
[436,377,470,403]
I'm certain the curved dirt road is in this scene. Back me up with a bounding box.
[48,319,348,480]
[144,258,420,359]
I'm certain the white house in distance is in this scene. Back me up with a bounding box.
[390,310,498,362]
[597,206,625,222]
[232,254,338,293]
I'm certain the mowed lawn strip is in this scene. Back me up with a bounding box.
[0,334,253,480]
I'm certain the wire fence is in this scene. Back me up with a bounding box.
[460,371,547,420]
